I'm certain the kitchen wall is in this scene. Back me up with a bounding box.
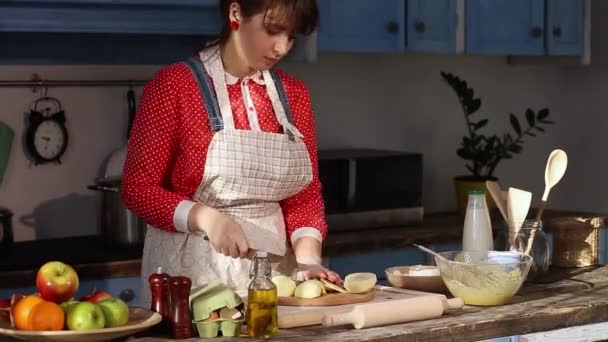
[1,2,607,242]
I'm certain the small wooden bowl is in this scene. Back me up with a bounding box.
[385,265,446,293]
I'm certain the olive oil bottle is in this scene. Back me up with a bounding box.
[246,251,278,339]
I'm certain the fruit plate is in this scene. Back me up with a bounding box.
[278,289,376,307]
[0,307,161,342]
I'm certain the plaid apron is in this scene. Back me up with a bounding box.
[140,46,313,306]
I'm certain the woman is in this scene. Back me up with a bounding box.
[121,0,340,306]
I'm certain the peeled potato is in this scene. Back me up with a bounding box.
[271,275,297,297]
[294,280,324,299]
[344,273,377,294]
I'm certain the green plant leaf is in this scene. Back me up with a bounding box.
[536,126,545,132]
[538,108,550,120]
[467,99,481,115]
[526,132,537,137]
[526,109,535,127]
[510,114,522,136]
[539,119,555,124]
[473,119,488,130]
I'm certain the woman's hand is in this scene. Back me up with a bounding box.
[188,204,249,258]
[294,263,342,285]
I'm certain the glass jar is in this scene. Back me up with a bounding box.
[508,220,550,282]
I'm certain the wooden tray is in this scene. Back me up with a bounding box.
[0,307,161,342]
[278,289,375,307]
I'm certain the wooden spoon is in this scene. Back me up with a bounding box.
[486,180,508,223]
[526,149,568,255]
[534,149,568,222]
[506,187,532,247]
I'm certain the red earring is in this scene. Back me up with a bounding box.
[229,20,239,30]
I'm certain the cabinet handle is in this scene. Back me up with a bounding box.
[414,21,426,33]
[119,288,135,303]
[386,21,399,34]
[531,26,543,38]
[553,26,562,38]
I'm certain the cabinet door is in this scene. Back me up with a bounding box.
[317,0,405,52]
[466,0,545,55]
[546,0,584,55]
[407,0,457,53]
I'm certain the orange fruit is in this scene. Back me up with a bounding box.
[12,295,44,330]
[28,301,65,331]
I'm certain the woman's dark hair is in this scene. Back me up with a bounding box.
[216,0,318,44]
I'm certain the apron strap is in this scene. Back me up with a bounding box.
[268,69,294,125]
[183,57,223,132]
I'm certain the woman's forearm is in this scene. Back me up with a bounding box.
[292,236,323,264]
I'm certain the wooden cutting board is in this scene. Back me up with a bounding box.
[277,286,448,329]
[278,289,376,307]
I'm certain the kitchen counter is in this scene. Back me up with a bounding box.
[130,266,608,342]
[0,209,602,288]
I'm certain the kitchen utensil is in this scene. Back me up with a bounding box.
[413,244,502,288]
[506,187,532,244]
[278,289,375,307]
[385,265,446,293]
[322,296,464,329]
[203,218,287,256]
[0,207,14,249]
[87,182,147,246]
[104,89,137,178]
[277,286,452,329]
[433,250,532,306]
[0,121,14,185]
[486,180,508,223]
[527,149,568,255]
[0,307,161,342]
[534,149,568,222]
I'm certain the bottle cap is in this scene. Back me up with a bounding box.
[255,251,268,258]
[468,189,485,195]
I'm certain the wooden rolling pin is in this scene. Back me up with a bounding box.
[322,297,464,329]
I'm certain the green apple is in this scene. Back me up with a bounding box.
[60,299,79,314]
[97,298,129,328]
[66,302,105,331]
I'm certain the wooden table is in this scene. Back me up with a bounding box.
[129,266,608,342]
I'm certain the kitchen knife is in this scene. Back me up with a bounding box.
[202,218,286,256]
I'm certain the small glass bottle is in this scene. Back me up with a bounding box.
[462,189,493,252]
[510,220,549,282]
[246,251,278,339]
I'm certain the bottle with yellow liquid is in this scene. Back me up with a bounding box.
[246,251,278,339]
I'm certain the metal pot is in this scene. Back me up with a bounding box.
[88,181,147,247]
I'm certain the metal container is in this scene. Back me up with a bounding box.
[88,181,147,246]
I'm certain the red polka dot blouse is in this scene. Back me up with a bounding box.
[121,61,327,243]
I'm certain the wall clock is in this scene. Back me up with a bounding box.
[25,96,69,165]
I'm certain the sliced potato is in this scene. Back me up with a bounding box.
[271,275,297,297]
[344,273,377,294]
[294,280,324,299]
[320,279,348,294]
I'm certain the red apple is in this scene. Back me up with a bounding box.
[36,261,79,303]
[79,290,112,304]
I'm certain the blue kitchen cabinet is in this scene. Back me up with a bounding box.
[0,0,221,64]
[466,0,545,55]
[546,0,585,55]
[406,0,457,53]
[317,0,406,52]
[0,277,143,308]
[326,248,425,281]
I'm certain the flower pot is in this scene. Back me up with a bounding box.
[453,176,497,215]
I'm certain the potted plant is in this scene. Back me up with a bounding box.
[440,72,554,214]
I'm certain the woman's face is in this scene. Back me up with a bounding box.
[235,6,296,70]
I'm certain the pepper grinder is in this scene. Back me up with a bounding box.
[169,276,192,339]
[148,267,171,335]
